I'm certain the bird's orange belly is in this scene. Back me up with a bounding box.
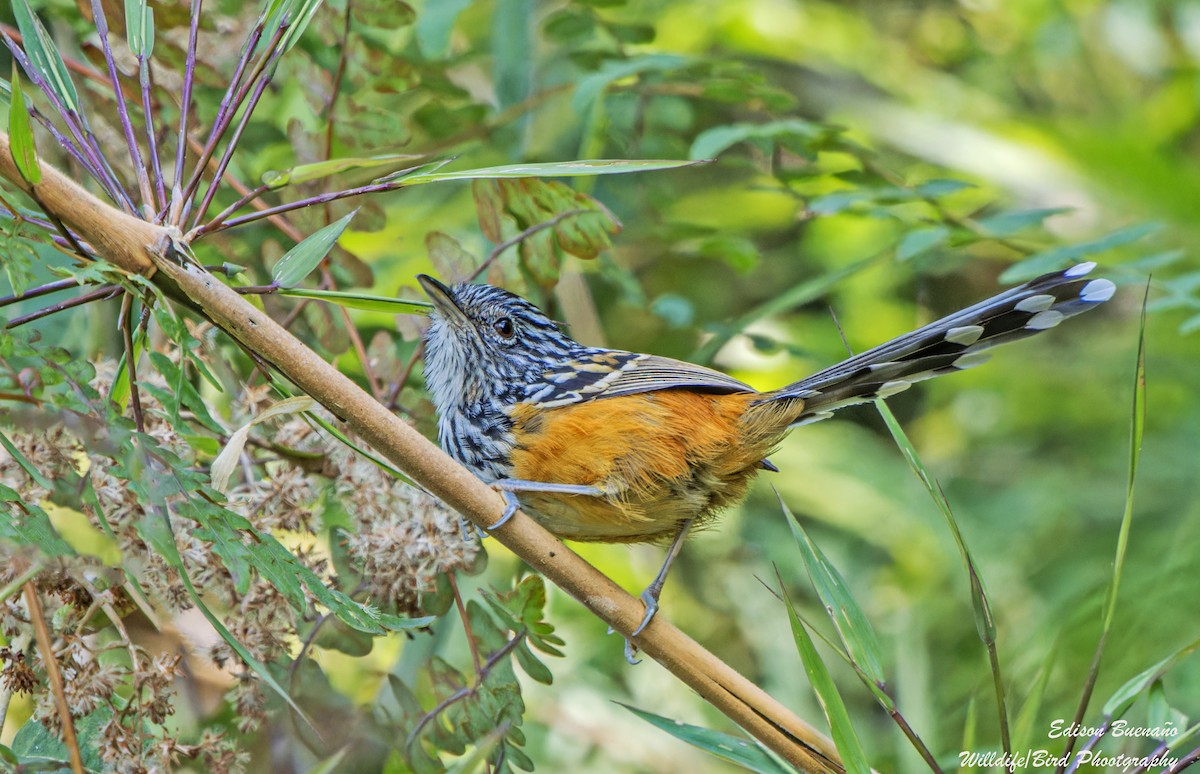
[506,390,796,543]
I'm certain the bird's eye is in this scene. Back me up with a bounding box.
[493,317,515,339]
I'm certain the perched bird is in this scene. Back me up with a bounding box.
[418,264,1114,660]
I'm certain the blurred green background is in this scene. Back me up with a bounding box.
[4,0,1200,770]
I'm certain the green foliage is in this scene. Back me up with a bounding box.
[2,0,1199,772]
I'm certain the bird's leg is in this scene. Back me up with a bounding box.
[623,516,696,664]
[486,478,607,530]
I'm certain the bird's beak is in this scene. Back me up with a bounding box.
[417,274,470,326]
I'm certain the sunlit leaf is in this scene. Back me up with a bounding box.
[272,209,357,288]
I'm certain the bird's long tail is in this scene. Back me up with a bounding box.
[761,262,1115,426]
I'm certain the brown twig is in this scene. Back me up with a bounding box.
[25,581,85,774]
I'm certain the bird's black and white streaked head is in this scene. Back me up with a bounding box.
[419,275,583,408]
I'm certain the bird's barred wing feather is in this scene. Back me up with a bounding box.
[530,352,755,409]
[764,262,1115,426]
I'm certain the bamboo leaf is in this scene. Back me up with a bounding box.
[271,209,357,288]
[976,207,1071,237]
[999,222,1160,283]
[572,53,687,113]
[778,575,872,774]
[7,68,41,186]
[12,0,81,113]
[619,703,792,774]
[384,158,704,186]
[689,118,825,160]
[277,287,432,314]
[896,226,949,261]
[124,0,155,57]
[262,154,424,188]
[780,494,886,687]
[1102,638,1200,718]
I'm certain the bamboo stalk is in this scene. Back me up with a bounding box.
[0,132,846,773]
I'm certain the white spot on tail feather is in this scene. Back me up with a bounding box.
[1081,278,1115,303]
[944,325,984,345]
[1064,261,1096,278]
[1026,310,1065,330]
[954,351,991,370]
[1015,294,1055,313]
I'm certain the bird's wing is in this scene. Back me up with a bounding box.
[528,351,756,409]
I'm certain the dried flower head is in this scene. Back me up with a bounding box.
[332,445,479,615]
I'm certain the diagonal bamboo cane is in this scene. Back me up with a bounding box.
[0,133,846,773]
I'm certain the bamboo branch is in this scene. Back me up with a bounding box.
[0,133,845,773]
[25,582,84,774]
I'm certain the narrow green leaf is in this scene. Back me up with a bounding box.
[999,222,1160,283]
[692,256,877,364]
[413,0,473,59]
[0,431,52,491]
[267,0,326,54]
[277,287,432,314]
[572,53,687,113]
[12,0,81,113]
[390,158,704,186]
[807,190,872,215]
[689,119,824,161]
[913,179,975,198]
[780,494,886,687]
[262,154,424,188]
[137,505,321,737]
[778,578,872,774]
[1102,637,1200,717]
[271,209,357,288]
[976,207,1071,237]
[1012,647,1055,752]
[7,68,41,186]
[618,703,793,774]
[1100,281,1147,634]
[0,484,75,556]
[124,0,155,57]
[896,226,949,261]
[493,0,532,109]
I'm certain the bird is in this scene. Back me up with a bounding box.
[417,263,1114,661]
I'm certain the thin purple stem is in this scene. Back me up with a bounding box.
[0,278,80,308]
[177,20,268,221]
[190,34,290,231]
[199,178,414,236]
[28,107,103,183]
[90,0,153,211]
[189,182,272,238]
[173,0,203,215]
[3,286,120,329]
[1,32,138,214]
[140,58,165,212]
